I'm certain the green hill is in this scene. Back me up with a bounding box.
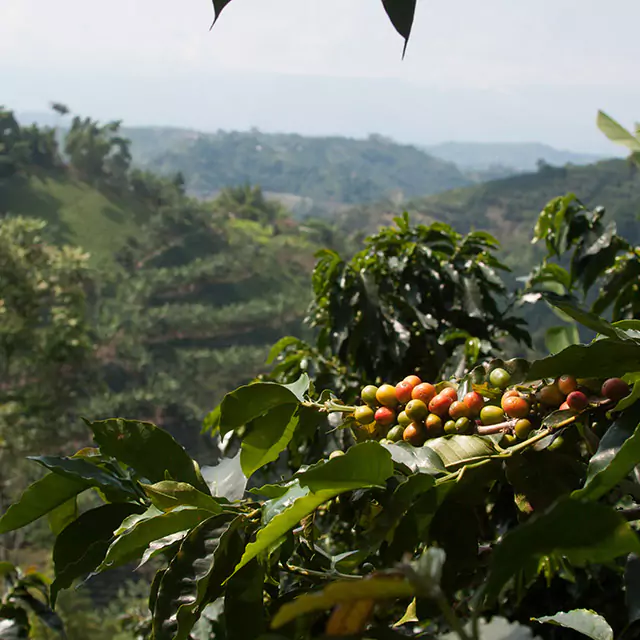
[0,171,149,267]
[125,127,472,208]
[334,159,640,266]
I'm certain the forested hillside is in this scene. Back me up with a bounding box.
[335,158,640,266]
[0,107,333,456]
[125,127,472,208]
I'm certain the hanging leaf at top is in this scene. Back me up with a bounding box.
[381,0,417,57]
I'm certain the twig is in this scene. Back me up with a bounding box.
[282,563,361,581]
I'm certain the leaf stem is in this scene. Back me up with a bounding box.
[282,563,362,581]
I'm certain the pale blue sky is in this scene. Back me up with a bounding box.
[1,0,638,152]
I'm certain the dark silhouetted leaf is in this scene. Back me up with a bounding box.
[626,554,640,625]
[381,0,417,57]
[51,503,142,605]
[224,561,265,640]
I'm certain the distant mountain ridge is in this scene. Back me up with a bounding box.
[426,141,606,172]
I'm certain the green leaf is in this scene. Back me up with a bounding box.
[381,442,446,475]
[218,375,309,437]
[51,503,142,606]
[542,294,623,339]
[573,404,640,501]
[381,0,417,57]
[625,554,640,625]
[545,325,580,354]
[427,435,498,468]
[481,498,640,605]
[142,481,223,513]
[224,561,266,640]
[533,609,613,640]
[240,403,298,478]
[0,473,87,534]
[272,577,415,629]
[597,111,640,153]
[528,338,640,381]
[88,419,209,493]
[152,514,244,640]
[47,497,78,536]
[231,442,393,577]
[98,506,215,572]
[266,336,303,365]
[28,455,134,500]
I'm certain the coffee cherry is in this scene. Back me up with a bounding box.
[444,420,457,435]
[440,386,459,401]
[361,385,379,406]
[502,396,530,419]
[405,399,429,422]
[566,390,589,411]
[397,411,412,427]
[387,425,404,442]
[329,450,345,459]
[503,434,518,447]
[538,383,564,407]
[425,413,444,437]
[428,393,454,417]
[449,401,470,420]
[501,389,520,402]
[412,383,436,404]
[403,423,427,446]
[376,384,399,408]
[514,419,533,440]
[602,378,630,402]
[559,401,571,411]
[454,417,472,434]
[354,405,375,425]
[463,391,484,416]
[403,375,422,388]
[480,405,505,425]
[395,381,414,404]
[489,368,511,389]
[374,406,395,427]
[557,375,578,395]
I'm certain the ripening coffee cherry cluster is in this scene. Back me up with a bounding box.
[351,369,630,448]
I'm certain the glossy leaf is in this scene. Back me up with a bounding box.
[574,404,640,501]
[51,502,142,605]
[230,443,393,577]
[0,473,86,534]
[152,513,243,640]
[427,435,498,467]
[98,506,214,572]
[533,609,613,640]
[482,498,640,605]
[240,403,298,478]
[528,339,640,380]
[142,481,223,513]
[381,442,446,475]
[218,374,309,437]
[88,418,209,493]
[272,577,414,629]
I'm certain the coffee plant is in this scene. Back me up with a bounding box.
[2,287,640,639]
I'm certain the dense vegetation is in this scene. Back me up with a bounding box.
[126,128,471,210]
[2,83,640,640]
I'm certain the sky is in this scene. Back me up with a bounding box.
[1,0,639,153]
